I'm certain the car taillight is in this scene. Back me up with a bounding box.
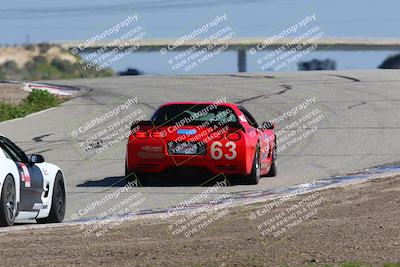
[151,130,164,139]
[226,132,241,141]
[209,132,224,141]
[134,131,148,139]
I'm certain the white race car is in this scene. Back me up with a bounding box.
[0,135,66,226]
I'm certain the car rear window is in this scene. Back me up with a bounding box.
[151,104,238,125]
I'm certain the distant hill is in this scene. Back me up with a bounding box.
[0,43,114,81]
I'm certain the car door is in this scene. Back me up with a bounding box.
[0,139,44,212]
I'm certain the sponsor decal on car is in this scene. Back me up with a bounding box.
[19,163,31,188]
[138,145,165,159]
[141,145,163,152]
[239,115,247,123]
[177,129,197,135]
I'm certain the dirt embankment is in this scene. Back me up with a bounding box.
[0,45,77,68]
[0,176,399,266]
[0,44,114,80]
[0,83,28,104]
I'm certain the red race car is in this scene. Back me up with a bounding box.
[125,102,276,185]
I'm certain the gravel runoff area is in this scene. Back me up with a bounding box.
[0,175,399,266]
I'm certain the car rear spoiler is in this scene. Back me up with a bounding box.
[131,120,153,130]
[131,120,245,132]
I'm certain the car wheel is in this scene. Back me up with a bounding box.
[125,163,149,185]
[37,172,66,224]
[267,142,277,177]
[125,160,136,183]
[136,172,151,186]
[244,144,261,185]
[266,161,277,177]
[0,175,17,227]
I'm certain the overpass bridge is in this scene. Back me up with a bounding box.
[58,38,400,72]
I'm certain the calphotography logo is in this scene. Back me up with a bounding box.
[256,96,326,155]
[71,12,146,73]
[160,14,236,72]
[246,181,327,240]
[71,181,146,238]
[249,14,326,71]
[160,175,235,245]
[70,97,147,156]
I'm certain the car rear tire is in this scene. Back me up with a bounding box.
[125,161,136,183]
[267,142,277,177]
[0,175,17,227]
[125,164,150,186]
[136,172,151,186]
[266,161,277,177]
[243,145,261,185]
[37,172,66,224]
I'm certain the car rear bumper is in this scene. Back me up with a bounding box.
[127,154,248,175]
[126,141,253,176]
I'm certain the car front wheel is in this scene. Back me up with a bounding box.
[0,175,17,227]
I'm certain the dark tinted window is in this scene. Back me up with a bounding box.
[152,104,238,125]
[0,137,28,163]
[238,106,259,128]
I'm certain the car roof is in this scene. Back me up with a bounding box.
[160,102,237,108]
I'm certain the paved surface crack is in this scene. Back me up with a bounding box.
[348,101,366,109]
[229,74,275,79]
[328,74,361,82]
[274,84,292,95]
[235,94,266,104]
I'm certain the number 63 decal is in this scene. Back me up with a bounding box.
[211,141,237,160]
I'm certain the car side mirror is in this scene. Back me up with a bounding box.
[262,121,275,130]
[30,154,45,164]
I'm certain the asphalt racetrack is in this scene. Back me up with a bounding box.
[1,70,399,221]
